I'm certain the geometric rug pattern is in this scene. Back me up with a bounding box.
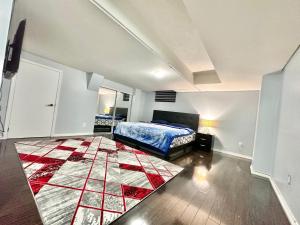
[15,136,183,225]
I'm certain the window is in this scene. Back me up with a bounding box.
[123,93,130,101]
[155,90,176,102]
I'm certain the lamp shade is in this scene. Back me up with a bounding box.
[200,119,216,127]
[104,106,110,114]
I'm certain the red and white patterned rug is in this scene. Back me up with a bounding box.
[15,136,183,225]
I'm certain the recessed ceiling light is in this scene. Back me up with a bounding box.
[153,70,165,79]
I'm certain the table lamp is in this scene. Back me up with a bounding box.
[200,119,216,134]
[104,106,110,114]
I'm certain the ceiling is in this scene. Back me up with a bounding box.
[101,0,214,73]
[183,0,300,91]
[11,0,196,92]
[12,0,300,92]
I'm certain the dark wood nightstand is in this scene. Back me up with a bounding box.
[195,133,214,151]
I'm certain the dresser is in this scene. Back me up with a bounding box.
[194,133,214,151]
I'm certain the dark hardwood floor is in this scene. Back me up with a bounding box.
[0,138,43,225]
[0,137,290,225]
[113,150,290,225]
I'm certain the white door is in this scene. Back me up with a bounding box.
[8,60,60,138]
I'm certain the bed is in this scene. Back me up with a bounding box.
[113,110,199,159]
[94,107,128,132]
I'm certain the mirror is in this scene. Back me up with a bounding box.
[94,88,132,133]
[94,87,117,133]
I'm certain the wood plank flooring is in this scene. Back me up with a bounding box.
[112,150,290,225]
[0,139,43,225]
[0,137,290,225]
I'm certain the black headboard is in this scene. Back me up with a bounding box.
[109,107,128,118]
[152,110,199,132]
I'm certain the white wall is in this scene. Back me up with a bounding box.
[252,47,300,224]
[21,52,98,135]
[130,89,146,122]
[8,52,145,136]
[141,91,259,157]
[272,48,300,224]
[252,72,283,175]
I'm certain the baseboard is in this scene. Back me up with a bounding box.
[0,130,8,139]
[52,132,94,137]
[269,179,299,225]
[249,165,271,180]
[0,134,7,140]
[250,166,299,225]
[213,148,252,160]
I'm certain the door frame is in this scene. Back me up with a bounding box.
[4,58,63,139]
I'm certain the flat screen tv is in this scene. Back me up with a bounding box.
[3,19,26,79]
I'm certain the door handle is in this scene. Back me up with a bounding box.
[46,104,54,107]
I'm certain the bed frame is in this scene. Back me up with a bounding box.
[114,110,199,160]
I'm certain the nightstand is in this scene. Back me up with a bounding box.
[195,133,214,151]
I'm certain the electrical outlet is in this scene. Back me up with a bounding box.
[238,142,244,149]
[82,122,87,128]
[288,174,292,185]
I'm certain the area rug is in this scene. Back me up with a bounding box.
[15,136,183,225]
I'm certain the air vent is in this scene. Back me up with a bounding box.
[123,93,130,101]
[155,90,176,102]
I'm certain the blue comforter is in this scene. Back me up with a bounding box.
[114,122,194,154]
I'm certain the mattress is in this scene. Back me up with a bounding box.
[170,133,195,148]
[95,114,125,126]
[114,122,195,154]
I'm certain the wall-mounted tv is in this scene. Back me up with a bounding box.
[2,19,26,79]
